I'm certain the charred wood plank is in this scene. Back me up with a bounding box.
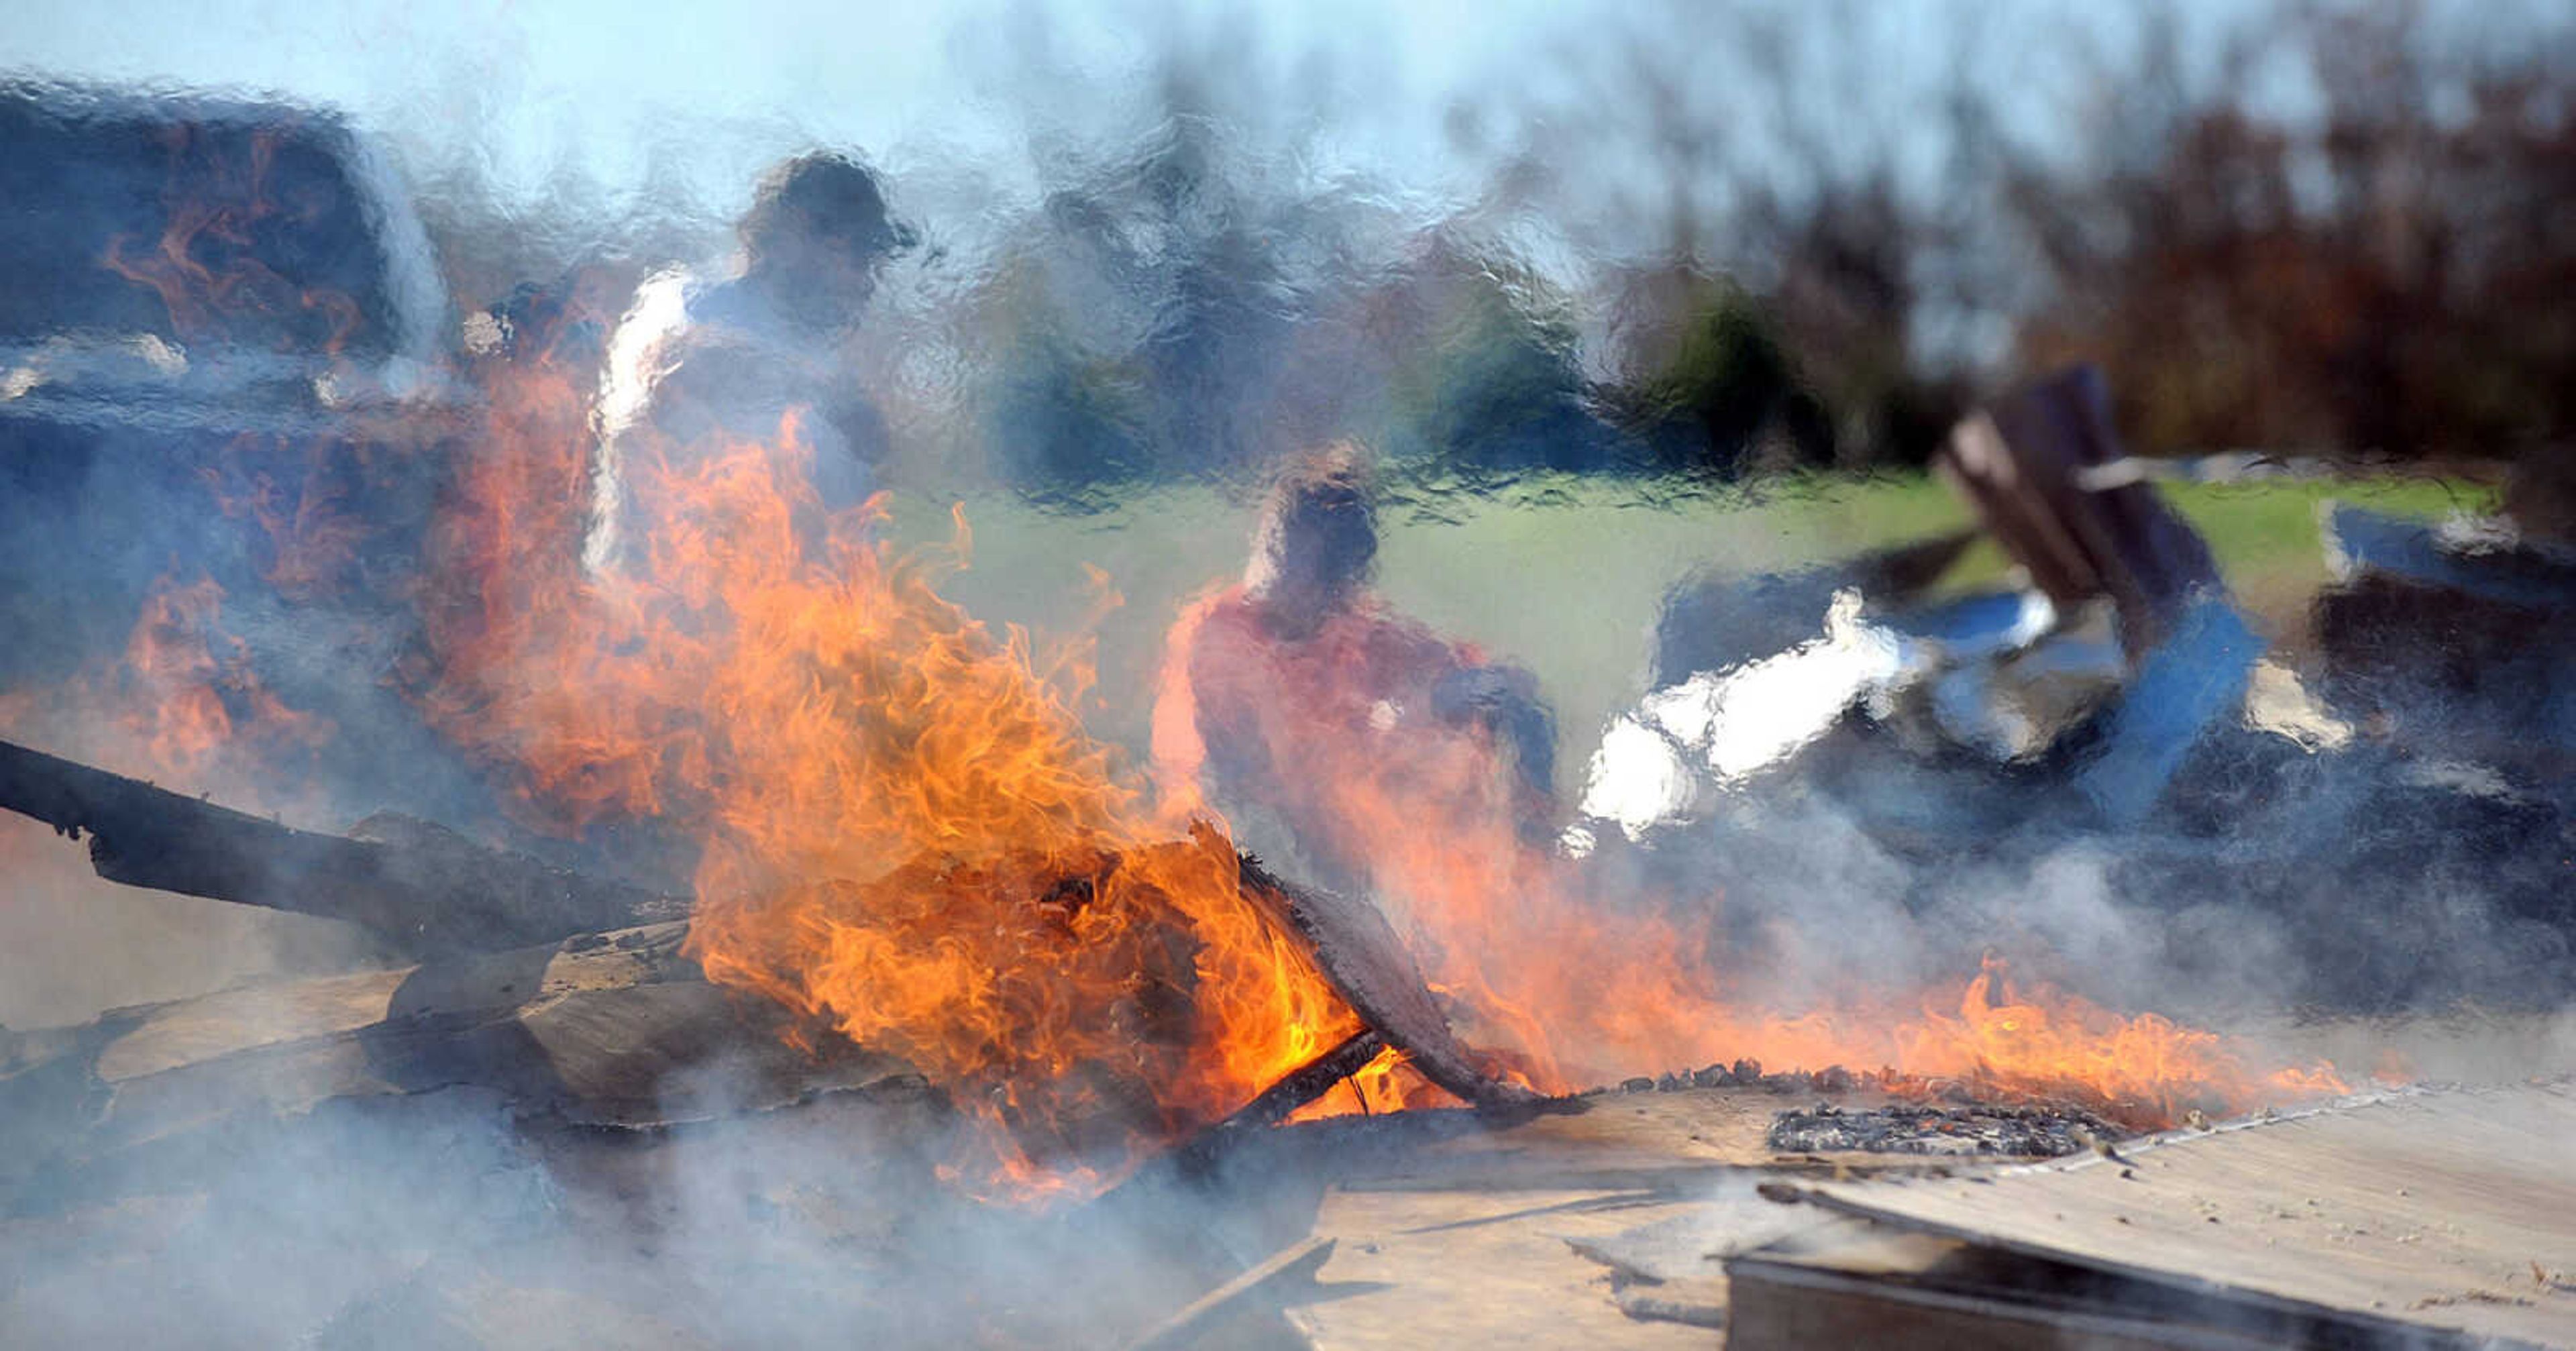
[0,920,926,1215]
[1232,845,1547,1117]
[1169,1028,1387,1181]
[0,737,688,957]
[1224,1028,1388,1133]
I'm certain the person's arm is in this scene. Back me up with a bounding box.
[1430,660,1558,827]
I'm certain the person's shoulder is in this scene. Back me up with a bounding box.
[1346,596,1464,658]
[1185,586,1259,633]
[1177,587,1273,661]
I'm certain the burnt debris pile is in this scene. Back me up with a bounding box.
[1764,1103,2125,1158]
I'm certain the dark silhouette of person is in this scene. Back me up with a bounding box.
[1152,446,1557,894]
[584,152,914,574]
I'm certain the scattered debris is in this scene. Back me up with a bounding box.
[1764,1103,2126,1158]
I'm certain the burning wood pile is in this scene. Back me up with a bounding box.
[0,336,2365,1293]
[3,78,2568,1350]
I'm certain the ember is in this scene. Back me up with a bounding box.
[1764,1103,2127,1158]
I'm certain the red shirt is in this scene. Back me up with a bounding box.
[1152,584,1536,894]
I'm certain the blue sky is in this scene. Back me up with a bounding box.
[10,0,2560,269]
[7,0,1562,210]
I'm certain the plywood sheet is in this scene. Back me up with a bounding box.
[1292,1185,1713,1350]
[1793,1083,2576,1347]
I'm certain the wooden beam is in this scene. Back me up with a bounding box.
[0,737,687,957]
[1234,845,1548,1118]
[1122,1236,1336,1351]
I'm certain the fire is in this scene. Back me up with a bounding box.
[101,121,364,358]
[0,97,2357,1222]
[8,215,2341,1194]
[203,433,376,602]
[417,353,1360,1196]
[1152,588,2345,1129]
[419,325,2338,1185]
[0,568,332,803]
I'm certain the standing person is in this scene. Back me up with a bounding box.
[584,152,914,576]
[1151,446,1558,896]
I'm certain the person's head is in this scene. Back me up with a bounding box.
[1244,443,1378,637]
[738,152,914,332]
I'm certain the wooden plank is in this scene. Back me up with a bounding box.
[1236,848,1546,1116]
[1725,1216,2306,1351]
[1271,1084,2043,1346]
[1562,1189,1823,1332]
[90,968,410,1083]
[0,922,923,1211]
[0,737,688,957]
[1122,1236,1336,1351]
[1782,1083,2576,1347]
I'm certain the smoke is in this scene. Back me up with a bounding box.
[3,5,2571,1346]
[1570,646,2576,1046]
[0,1035,1360,1348]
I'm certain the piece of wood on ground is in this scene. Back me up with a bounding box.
[1562,1187,1824,1332]
[1268,1084,2049,1346]
[1122,1236,1336,1351]
[0,922,923,1213]
[1754,1081,2576,1348]
[1234,842,1546,1116]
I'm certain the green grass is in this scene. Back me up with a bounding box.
[885,472,2493,767]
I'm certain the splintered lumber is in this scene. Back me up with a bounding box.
[1937,364,2221,655]
[1735,1083,2576,1349]
[0,737,688,956]
[0,921,929,1214]
[1234,849,1547,1116]
[1122,1236,1336,1351]
[0,737,1540,1119]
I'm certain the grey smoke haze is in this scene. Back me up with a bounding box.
[1,4,2571,1346]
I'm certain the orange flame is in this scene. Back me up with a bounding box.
[102,122,364,358]
[416,361,1359,1196]
[202,434,376,602]
[0,570,331,796]
[1152,585,2345,1129]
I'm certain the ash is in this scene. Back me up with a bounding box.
[1766,1102,2125,1157]
[1604,1059,1873,1097]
